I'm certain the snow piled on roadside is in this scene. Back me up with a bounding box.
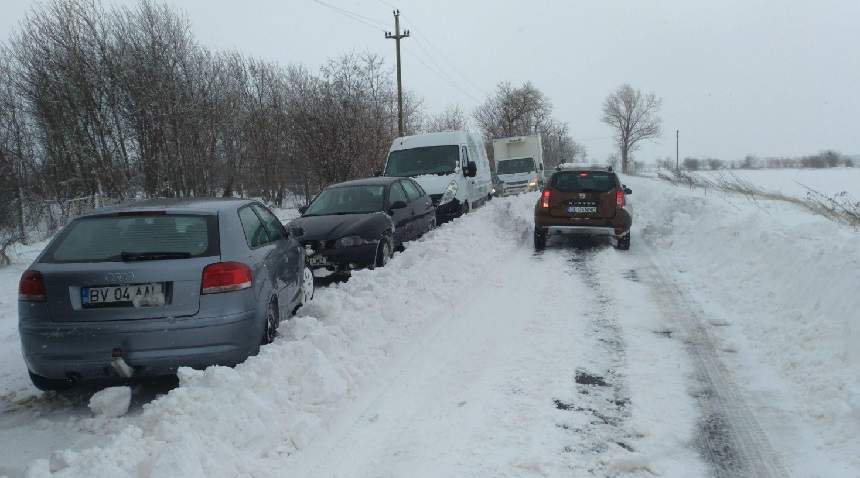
[626,175,860,474]
[25,198,535,478]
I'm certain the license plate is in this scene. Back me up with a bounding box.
[308,254,327,267]
[82,283,165,307]
[568,206,597,213]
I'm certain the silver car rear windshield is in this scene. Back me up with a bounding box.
[42,213,220,263]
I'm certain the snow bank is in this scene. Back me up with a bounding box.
[27,197,536,478]
[696,167,860,198]
[625,175,860,472]
[88,387,132,418]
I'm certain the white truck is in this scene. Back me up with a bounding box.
[492,135,544,196]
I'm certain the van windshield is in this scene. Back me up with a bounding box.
[385,145,459,177]
[497,158,535,175]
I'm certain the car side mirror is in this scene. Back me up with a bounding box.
[289,226,304,237]
[389,200,408,212]
[624,187,632,195]
[298,205,307,215]
[374,170,383,177]
[464,161,477,178]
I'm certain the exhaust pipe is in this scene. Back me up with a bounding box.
[111,348,134,378]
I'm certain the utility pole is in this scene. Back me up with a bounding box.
[676,129,680,171]
[385,10,409,137]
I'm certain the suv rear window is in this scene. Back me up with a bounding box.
[42,213,219,263]
[550,171,617,193]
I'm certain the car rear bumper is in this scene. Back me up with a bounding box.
[19,309,260,380]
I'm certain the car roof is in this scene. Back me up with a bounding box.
[328,177,403,188]
[80,197,257,217]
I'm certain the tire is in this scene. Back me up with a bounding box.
[615,233,631,250]
[534,228,547,250]
[373,235,393,268]
[28,371,74,392]
[296,264,314,313]
[262,299,279,345]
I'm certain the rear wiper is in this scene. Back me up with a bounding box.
[121,251,192,261]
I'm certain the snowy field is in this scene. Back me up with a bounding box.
[691,167,860,199]
[0,178,857,477]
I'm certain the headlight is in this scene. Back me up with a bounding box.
[528,179,538,187]
[334,235,370,248]
[440,180,459,205]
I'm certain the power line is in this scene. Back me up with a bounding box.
[405,47,483,103]
[309,0,387,31]
[409,30,488,99]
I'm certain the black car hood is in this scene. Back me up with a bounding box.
[289,212,391,241]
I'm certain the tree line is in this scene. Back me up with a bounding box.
[0,0,584,263]
[657,150,856,171]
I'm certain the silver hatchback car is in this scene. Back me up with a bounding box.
[18,198,314,390]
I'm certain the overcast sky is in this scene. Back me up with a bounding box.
[2,0,859,162]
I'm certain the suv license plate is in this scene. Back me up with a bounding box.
[568,206,597,213]
[82,283,164,307]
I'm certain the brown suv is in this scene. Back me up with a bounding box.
[534,166,632,250]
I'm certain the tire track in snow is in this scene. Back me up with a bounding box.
[549,242,640,474]
[641,246,790,478]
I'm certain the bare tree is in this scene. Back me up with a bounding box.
[601,84,662,174]
[473,81,551,139]
[424,105,466,132]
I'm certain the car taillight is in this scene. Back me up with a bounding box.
[616,190,625,208]
[19,270,46,301]
[541,189,552,209]
[201,262,253,294]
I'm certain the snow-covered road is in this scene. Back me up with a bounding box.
[0,176,857,477]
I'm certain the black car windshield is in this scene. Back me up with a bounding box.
[304,185,386,216]
[43,214,219,263]
[497,157,535,175]
[384,145,459,176]
[551,171,616,193]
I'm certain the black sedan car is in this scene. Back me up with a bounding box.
[290,177,435,274]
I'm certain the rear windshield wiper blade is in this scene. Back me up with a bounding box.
[121,251,192,261]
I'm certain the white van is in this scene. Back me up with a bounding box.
[383,131,492,222]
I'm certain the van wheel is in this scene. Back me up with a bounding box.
[615,233,630,250]
[262,299,279,345]
[534,228,547,250]
[28,371,74,392]
[461,201,470,215]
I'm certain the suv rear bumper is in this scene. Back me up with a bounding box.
[19,309,261,380]
[543,225,624,236]
[535,208,632,236]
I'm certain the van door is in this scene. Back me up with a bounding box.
[461,145,479,205]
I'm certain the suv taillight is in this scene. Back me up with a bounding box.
[19,270,46,301]
[541,189,552,209]
[202,262,253,294]
[616,190,625,208]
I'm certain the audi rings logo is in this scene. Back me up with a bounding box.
[105,272,135,283]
